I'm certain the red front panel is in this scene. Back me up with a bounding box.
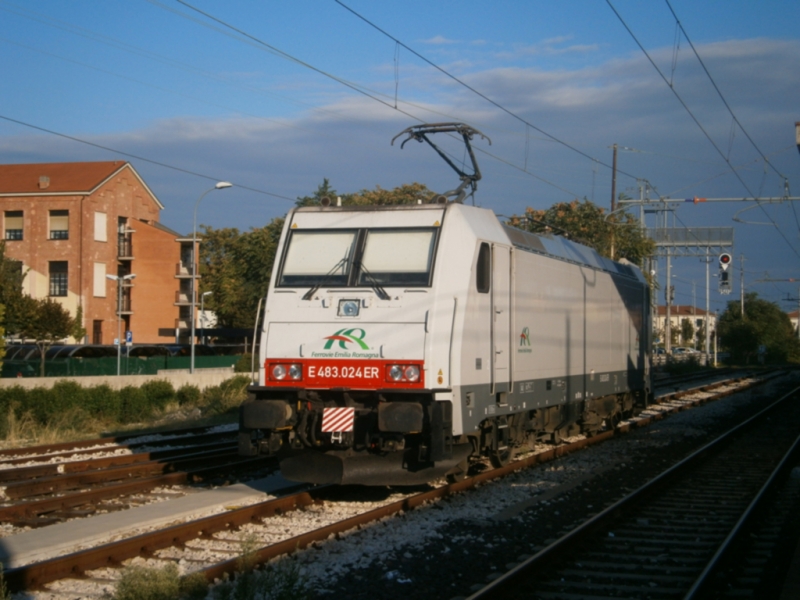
[265,359,425,390]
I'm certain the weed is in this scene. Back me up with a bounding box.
[211,560,311,600]
[111,563,181,600]
[140,380,176,411]
[0,562,10,600]
[203,375,249,416]
[176,383,202,406]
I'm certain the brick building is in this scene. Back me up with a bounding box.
[0,161,195,344]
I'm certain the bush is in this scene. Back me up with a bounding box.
[220,375,251,396]
[50,380,86,414]
[24,387,54,425]
[118,386,151,424]
[140,380,175,411]
[203,375,251,416]
[176,384,201,406]
[234,354,253,373]
[84,384,120,421]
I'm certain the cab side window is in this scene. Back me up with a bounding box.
[476,242,491,293]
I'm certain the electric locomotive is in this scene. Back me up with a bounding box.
[238,124,652,485]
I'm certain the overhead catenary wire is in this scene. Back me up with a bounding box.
[334,0,641,183]
[605,0,800,260]
[663,0,789,184]
[168,0,584,199]
[0,114,296,201]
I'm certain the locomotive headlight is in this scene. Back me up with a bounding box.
[271,364,287,380]
[403,365,420,382]
[338,299,360,317]
[386,363,422,384]
[288,364,302,380]
[389,365,404,381]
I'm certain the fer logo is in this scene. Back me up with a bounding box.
[324,328,370,350]
[519,327,531,347]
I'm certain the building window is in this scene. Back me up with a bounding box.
[49,261,68,296]
[92,320,103,344]
[94,212,107,242]
[93,263,107,297]
[49,210,69,240]
[4,211,23,240]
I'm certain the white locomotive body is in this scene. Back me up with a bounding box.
[239,201,651,485]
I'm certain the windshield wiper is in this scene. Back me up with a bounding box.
[355,261,390,300]
[302,257,348,300]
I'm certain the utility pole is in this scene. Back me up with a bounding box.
[665,252,673,354]
[610,143,618,213]
[704,256,711,364]
[740,255,746,317]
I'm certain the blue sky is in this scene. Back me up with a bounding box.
[1,0,799,315]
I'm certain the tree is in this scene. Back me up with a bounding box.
[0,241,26,334]
[199,218,284,331]
[13,297,82,376]
[295,179,435,208]
[507,199,654,267]
[680,318,695,346]
[0,304,5,371]
[717,292,800,364]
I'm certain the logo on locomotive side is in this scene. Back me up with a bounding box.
[518,327,532,353]
[323,328,370,350]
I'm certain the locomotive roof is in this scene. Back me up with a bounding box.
[289,203,642,281]
[502,224,642,281]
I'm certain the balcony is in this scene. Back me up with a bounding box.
[175,290,196,305]
[175,262,198,278]
[115,291,132,314]
[118,235,133,259]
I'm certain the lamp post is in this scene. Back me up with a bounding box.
[191,182,232,374]
[200,291,212,345]
[106,273,136,376]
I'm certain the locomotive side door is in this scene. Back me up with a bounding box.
[492,244,511,394]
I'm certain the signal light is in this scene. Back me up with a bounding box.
[719,253,732,270]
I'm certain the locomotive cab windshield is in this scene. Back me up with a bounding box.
[279,226,439,292]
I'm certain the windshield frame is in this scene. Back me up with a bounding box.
[276,226,440,290]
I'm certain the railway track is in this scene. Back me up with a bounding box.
[0,370,784,597]
[0,424,275,528]
[467,381,800,599]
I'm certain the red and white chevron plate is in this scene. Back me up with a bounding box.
[321,407,355,432]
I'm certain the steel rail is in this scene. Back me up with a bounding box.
[0,455,269,522]
[0,440,237,484]
[0,425,236,459]
[685,422,800,598]
[465,381,800,599]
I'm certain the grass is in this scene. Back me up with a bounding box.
[109,534,311,600]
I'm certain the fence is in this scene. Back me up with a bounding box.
[1,355,241,379]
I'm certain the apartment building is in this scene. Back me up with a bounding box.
[655,305,717,347]
[0,161,195,344]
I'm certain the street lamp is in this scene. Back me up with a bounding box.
[106,273,136,376]
[200,291,212,345]
[191,182,232,373]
